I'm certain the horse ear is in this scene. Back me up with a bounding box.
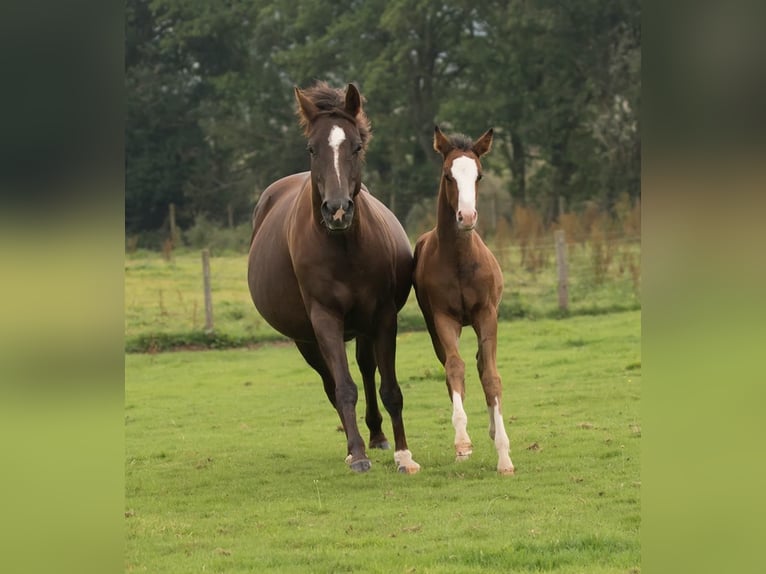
[295,87,318,125]
[473,128,494,157]
[433,125,453,156]
[344,83,362,118]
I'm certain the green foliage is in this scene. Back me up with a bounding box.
[126,312,641,572]
[126,0,641,232]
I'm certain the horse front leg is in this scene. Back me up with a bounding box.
[431,312,472,461]
[308,305,370,472]
[373,306,421,474]
[473,308,515,475]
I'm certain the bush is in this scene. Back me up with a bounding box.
[183,215,252,254]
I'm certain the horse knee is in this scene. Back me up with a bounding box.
[379,385,403,411]
[482,376,503,405]
[336,380,358,405]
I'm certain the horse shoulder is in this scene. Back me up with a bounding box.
[252,172,310,239]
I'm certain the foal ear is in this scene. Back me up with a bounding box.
[433,125,453,156]
[344,83,362,118]
[473,128,494,157]
[295,87,318,129]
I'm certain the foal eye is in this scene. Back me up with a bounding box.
[477,173,483,181]
[307,145,316,156]
[352,143,362,155]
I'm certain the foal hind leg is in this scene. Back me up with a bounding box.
[473,309,514,475]
[356,335,390,450]
[431,313,472,461]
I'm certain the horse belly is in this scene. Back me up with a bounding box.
[248,230,315,342]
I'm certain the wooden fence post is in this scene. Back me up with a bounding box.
[202,249,214,333]
[555,230,569,312]
[169,203,178,245]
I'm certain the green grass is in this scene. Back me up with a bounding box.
[124,244,640,351]
[125,311,640,573]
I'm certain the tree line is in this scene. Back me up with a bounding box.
[126,0,640,235]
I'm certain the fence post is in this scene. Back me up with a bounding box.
[202,249,214,333]
[555,230,569,312]
[169,203,178,245]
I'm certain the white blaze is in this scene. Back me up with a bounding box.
[328,125,346,186]
[450,155,478,222]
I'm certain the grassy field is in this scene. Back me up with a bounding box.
[125,311,640,573]
[124,244,640,351]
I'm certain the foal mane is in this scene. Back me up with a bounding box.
[445,133,474,152]
[295,81,372,146]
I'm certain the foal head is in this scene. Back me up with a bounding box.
[295,82,371,232]
[433,125,494,231]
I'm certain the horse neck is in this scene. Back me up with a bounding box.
[436,177,472,253]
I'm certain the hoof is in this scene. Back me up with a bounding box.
[394,449,421,475]
[349,458,372,473]
[397,462,421,474]
[455,443,473,460]
[498,465,516,476]
[369,438,391,450]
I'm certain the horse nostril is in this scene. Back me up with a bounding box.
[457,211,464,222]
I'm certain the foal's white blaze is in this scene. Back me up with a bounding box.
[450,155,479,227]
[328,125,346,186]
[488,396,514,473]
[452,391,472,457]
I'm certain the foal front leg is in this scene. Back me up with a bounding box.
[432,313,473,461]
[474,309,515,475]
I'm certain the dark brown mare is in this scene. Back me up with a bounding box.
[413,126,514,475]
[247,82,420,473]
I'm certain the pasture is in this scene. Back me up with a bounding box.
[124,246,640,352]
[125,311,640,573]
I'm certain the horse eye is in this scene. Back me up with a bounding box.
[307,145,316,156]
[352,143,362,155]
[477,173,483,181]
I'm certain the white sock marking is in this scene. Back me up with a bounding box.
[328,125,346,186]
[450,155,478,224]
[394,449,421,473]
[489,397,513,473]
[452,391,471,452]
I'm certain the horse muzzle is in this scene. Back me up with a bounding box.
[321,198,355,231]
[456,208,477,231]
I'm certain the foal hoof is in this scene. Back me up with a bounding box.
[455,443,473,461]
[498,465,516,476]
[349,458,372,473]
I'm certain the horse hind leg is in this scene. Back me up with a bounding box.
[373,307,421,474]
[355,335,390,450]
[474,311,515,475]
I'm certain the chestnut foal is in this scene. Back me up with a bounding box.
[413,126,514,475]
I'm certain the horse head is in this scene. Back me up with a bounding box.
[433,125,493,231]
[295,83,371,232]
